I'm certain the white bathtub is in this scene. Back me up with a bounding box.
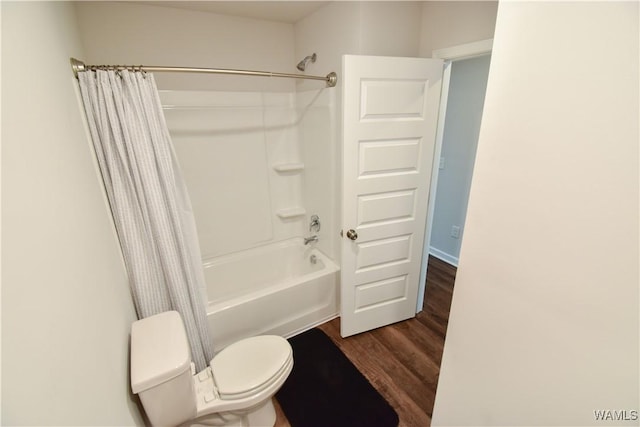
[203,238,339,352]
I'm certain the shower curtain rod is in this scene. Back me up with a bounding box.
[70,58,338,87]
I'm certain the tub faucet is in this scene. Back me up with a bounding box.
[304,235,319,245]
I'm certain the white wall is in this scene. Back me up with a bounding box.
[432,2,639,426]
[294,2,361,93]
[1,2,143,425]
[359,2,423,57]
[419,1,498,56]
[74,1,295,92]
[430,55,491,264]
[294,1,423,91]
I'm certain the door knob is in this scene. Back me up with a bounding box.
[346,229,358,240]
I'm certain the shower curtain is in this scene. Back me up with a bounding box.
[78,69,214,371]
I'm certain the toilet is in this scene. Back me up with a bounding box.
[130,311,293,427]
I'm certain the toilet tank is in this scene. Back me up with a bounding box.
[131,311,197,427]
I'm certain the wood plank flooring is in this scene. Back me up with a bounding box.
[274,256,457,427]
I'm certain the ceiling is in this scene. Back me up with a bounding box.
[139,1,330,23]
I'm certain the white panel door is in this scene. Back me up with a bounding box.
[341,55,444,337]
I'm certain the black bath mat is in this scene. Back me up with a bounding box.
[276,328,399,427]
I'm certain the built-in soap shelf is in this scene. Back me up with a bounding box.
[273,163,305,173]
[276,207,306,219]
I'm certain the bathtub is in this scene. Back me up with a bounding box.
[203,238,340,352]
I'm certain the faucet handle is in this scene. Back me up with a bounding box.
[309,214,321,232]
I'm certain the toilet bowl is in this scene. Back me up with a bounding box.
[131,311,293,427]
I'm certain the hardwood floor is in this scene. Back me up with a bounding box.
[274,256,457,427]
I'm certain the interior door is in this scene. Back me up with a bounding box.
[340,55,444,337]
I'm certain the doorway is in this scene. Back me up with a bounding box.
[417,40,493,310]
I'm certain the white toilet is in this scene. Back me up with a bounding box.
[131,311,293,427]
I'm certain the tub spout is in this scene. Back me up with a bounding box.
[304,235,319,245]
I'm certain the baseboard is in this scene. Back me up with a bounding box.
[429,247,459,267]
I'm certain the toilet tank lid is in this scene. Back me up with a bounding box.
[130,311,192,394]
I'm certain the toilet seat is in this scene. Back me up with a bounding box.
[210,335,293,400]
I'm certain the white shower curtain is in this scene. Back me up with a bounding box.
[78,69,214,370]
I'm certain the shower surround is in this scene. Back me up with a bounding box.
[160,88,339,347]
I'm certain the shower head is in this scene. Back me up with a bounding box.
[296,53,317,72]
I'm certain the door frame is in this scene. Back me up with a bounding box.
[416,39,494,311]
